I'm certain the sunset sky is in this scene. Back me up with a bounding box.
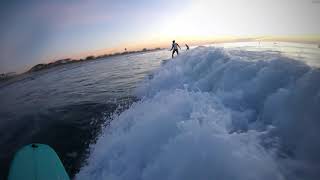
[0,0,319,73]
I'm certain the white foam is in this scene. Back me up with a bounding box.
[77,47,320,180]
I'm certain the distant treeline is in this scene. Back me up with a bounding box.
[28,47,163,73]
[0,47,163,82]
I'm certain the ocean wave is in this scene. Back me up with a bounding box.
[77,47,320,180]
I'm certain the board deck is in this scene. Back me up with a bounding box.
[8,144,69,180]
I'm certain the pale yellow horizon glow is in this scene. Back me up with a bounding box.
[43,34,319,64]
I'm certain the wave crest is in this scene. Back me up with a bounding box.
[77,47,320,180]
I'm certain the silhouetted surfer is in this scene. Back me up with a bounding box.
[185,44,189,50]
[170,40,181,58]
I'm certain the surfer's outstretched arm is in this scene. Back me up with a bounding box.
[177,43,181,50]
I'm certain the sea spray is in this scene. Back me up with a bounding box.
[77,47,320,180]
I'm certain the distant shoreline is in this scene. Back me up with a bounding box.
[27,47,163,73]
[0,47,163,82]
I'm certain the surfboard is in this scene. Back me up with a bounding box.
[8,144,69,180]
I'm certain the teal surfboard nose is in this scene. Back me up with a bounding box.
[8,144,70,180]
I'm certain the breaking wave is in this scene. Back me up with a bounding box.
[77,47,320,180]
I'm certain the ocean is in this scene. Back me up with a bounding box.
[1,42,320,180]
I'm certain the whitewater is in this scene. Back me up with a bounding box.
[76,45,320,180]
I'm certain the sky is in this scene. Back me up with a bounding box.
[0,0,319,73]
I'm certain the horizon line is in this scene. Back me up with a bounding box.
[3,34,320,74]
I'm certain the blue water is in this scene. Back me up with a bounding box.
[1,42,320,180]
[0,50,170,178]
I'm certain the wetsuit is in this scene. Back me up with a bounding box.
[171,42,180,58]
